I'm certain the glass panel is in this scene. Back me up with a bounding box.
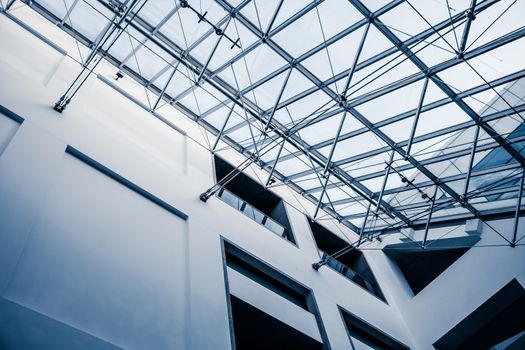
[216,187,291,241]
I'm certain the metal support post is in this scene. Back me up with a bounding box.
[358,201,372,247]
[458,0,477,54]
[152,60,181,110]
[422,184,439,247]
[406,76,429,158]
[462,124,481,203]
[511,170,525,247]
[196,16,232,84]
[4,0,16,11]
[265,139,286,187]
[313,111,347,218]
[342,21,371,95]
[264,67,293,131]
[313,174,331,219]
[375,151,395,215]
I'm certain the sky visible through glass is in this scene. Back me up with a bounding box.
[12,0,525,238]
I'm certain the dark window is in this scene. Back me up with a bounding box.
[340,307,409,350]
[383,235,480,295]
[434,279,525,350]
[308,219,385,301]
[224,241,309,310]
[214,156,295,243]
[222,240,331,349]
[230,296,323,350]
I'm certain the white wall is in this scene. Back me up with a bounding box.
[0,9,412,350]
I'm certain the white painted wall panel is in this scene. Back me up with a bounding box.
[2,154,188,349]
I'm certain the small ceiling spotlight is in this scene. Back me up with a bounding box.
[115,70,124,81]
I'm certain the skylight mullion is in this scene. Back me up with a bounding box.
[210,1,398,118]
[59,0,80,26]
[119,4,180,68]
[311,16,374,218]
[152,5,180,34]
[350,0,525,208]
[267,0,326,37]
[210,0,473,132]
[4,0,16,11]
[347,0,525,168]
[265,139,286,187]
[352,130,525,185]
[332,161,524,208]
[374,150,395,216]
[285,67,525,163]
[357,202,372,246]
[266,0,502,118]
[343,21,371,95]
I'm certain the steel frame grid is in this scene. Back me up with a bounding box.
[6,0,525,245]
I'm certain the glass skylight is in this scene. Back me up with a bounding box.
[10,0,525,238]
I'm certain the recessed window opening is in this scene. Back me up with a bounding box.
[222,240,330,349]
[308,219,385,301]
[339,307,409,350]
[214,156,295,243]
[383,235,480,295]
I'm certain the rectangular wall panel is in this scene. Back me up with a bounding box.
[1,153,188,349]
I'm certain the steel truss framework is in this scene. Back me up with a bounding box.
[3,0,525,247]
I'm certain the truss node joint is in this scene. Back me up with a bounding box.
[312,261,324,271]
[53,96,69,113]
[199,190,214,202]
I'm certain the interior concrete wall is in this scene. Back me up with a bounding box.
[0,10,412,350]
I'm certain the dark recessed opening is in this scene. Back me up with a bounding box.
[308,219,385,300]
[214,156,294,243]
[223,241,311,311]
[225,249,309,310]
[340,307,409,350]
[384,235,480,295]
[434,279,525,350]
[230,295,323,350]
